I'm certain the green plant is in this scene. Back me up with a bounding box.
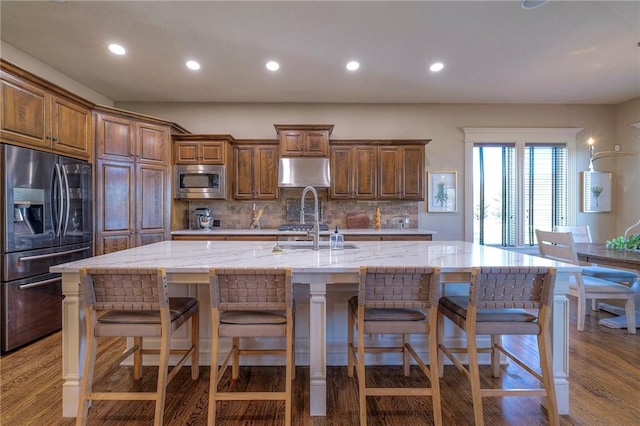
[590,185,604,207]
[435,182,448,207]
[605,234,640,251]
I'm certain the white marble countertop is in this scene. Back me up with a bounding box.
[170,227,436,236]
[51,240,578,275]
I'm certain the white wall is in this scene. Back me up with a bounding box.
[118,101,621,241]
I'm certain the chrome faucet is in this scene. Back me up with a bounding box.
[300,185,320,250]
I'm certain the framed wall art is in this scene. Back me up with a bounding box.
[582,171,612,213]
[427,171,457,212]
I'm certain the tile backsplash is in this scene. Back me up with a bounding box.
[179,188,418,230]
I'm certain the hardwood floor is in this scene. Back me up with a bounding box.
[1,299,638,425]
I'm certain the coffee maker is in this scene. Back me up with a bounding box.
[193,207,213,229]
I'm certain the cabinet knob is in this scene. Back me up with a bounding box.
[46,135,52,140]
[52,137,58,142]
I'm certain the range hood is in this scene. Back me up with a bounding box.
[278,157,330,188]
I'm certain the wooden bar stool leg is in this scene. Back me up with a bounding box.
[357,313,367,426]
[76,326,97,426]
[347,308,355,377]
[191,312,200,379]
[133,336,143,379]
[154,321,171,426]
[466,328,484,426]
[491,335,501,378]
[231,337,240,380]
[538,326,559,426]
[403,334,410,377]
[208,313,220,426]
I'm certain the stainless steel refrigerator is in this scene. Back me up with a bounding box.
[1,144,93,353]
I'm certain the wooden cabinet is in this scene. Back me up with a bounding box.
[173,135,231,164]
[274,124,333,157]
[330,145,377,199]
[94,108,174,254]
[233,140,279,200]
[1,68,92,159]
[378,145,425,200]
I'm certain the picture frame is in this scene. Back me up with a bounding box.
[427,171,457,212]
[582,171,612,213]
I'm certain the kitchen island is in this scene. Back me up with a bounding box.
[52,240,577,417]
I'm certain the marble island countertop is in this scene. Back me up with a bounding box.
[170,227,436,236]
[51,240,574,275]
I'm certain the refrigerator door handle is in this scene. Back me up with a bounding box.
[18,246,91,261]
[54,163,64,237]
[61,164,70,236]
[19,277,62,290]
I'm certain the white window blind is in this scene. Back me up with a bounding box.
[474,143,568,246]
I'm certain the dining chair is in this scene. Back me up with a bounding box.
[553,225,638,286]
[437,266,559,426]
[76,267,199,426]
[536,229,636,333]
[347,266,442,426]
[208,267,294,425]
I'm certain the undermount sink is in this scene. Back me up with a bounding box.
[274,242,359,250]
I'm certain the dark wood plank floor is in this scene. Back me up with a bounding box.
[1,298,639,425]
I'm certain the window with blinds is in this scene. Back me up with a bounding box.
[473,143,567,247]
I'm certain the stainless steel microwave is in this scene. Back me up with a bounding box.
[174,165,226,199]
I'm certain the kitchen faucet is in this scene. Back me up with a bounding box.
[300,185,320,250]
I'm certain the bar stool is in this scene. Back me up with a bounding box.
[76,267,199,426]
[347,266,442,426]
[437,266,558,426]
[208,267,294,425]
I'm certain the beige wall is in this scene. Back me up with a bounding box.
[1,42,113,106]
[614,98,640,238]
[119,101,624,241]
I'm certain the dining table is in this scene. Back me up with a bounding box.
[51,239,580,418]
[575,243,640,329]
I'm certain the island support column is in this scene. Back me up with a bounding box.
[61,271,83,417]
[552,271,571,414]
[309,279,327,416]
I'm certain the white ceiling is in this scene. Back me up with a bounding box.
[1,1,639,105]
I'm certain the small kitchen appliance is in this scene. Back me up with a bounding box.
[194,207,213,229]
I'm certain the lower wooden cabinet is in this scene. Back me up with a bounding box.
[96,160,170,254]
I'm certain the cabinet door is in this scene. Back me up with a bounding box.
[174,142,199,163]
[95,113,135,161]
[0,72,49,148]
[136,163,169,245]
[233,145,255,199]
[305,130,330,156]
[136,122,169,164]
[200,142,226,164]
[279,130,306,156]
[377,147,401,199]
[254,146,279,199]
[353,146,377,199]
[330,147,353,199]
[96,160,134,254]
[50,95,91,158]
[400,145,424,199]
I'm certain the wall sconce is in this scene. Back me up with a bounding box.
[588,136,640,171]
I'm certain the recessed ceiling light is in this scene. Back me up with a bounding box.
[108,44,126,55]
[429,62,444,72]
[186,60,200,71]
[266,61,280,71]
[346,61,360,71]
[521,0,548,10]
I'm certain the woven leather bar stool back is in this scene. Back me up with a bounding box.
[437,266,559,426]
[76,267,199,426]
[347,266,443,426]
[208,267,294,425]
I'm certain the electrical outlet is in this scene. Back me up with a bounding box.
[614,144,621,152]
[212,219,221,228]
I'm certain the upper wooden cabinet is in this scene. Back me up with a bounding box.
[94,106,185,255]
[173,134,233,164]
[330,145,377,200]
[1,67,92,160]
[274,124,333,157]
[233,140,279,200]
[95,110,171,165]
[378,145,425,200]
